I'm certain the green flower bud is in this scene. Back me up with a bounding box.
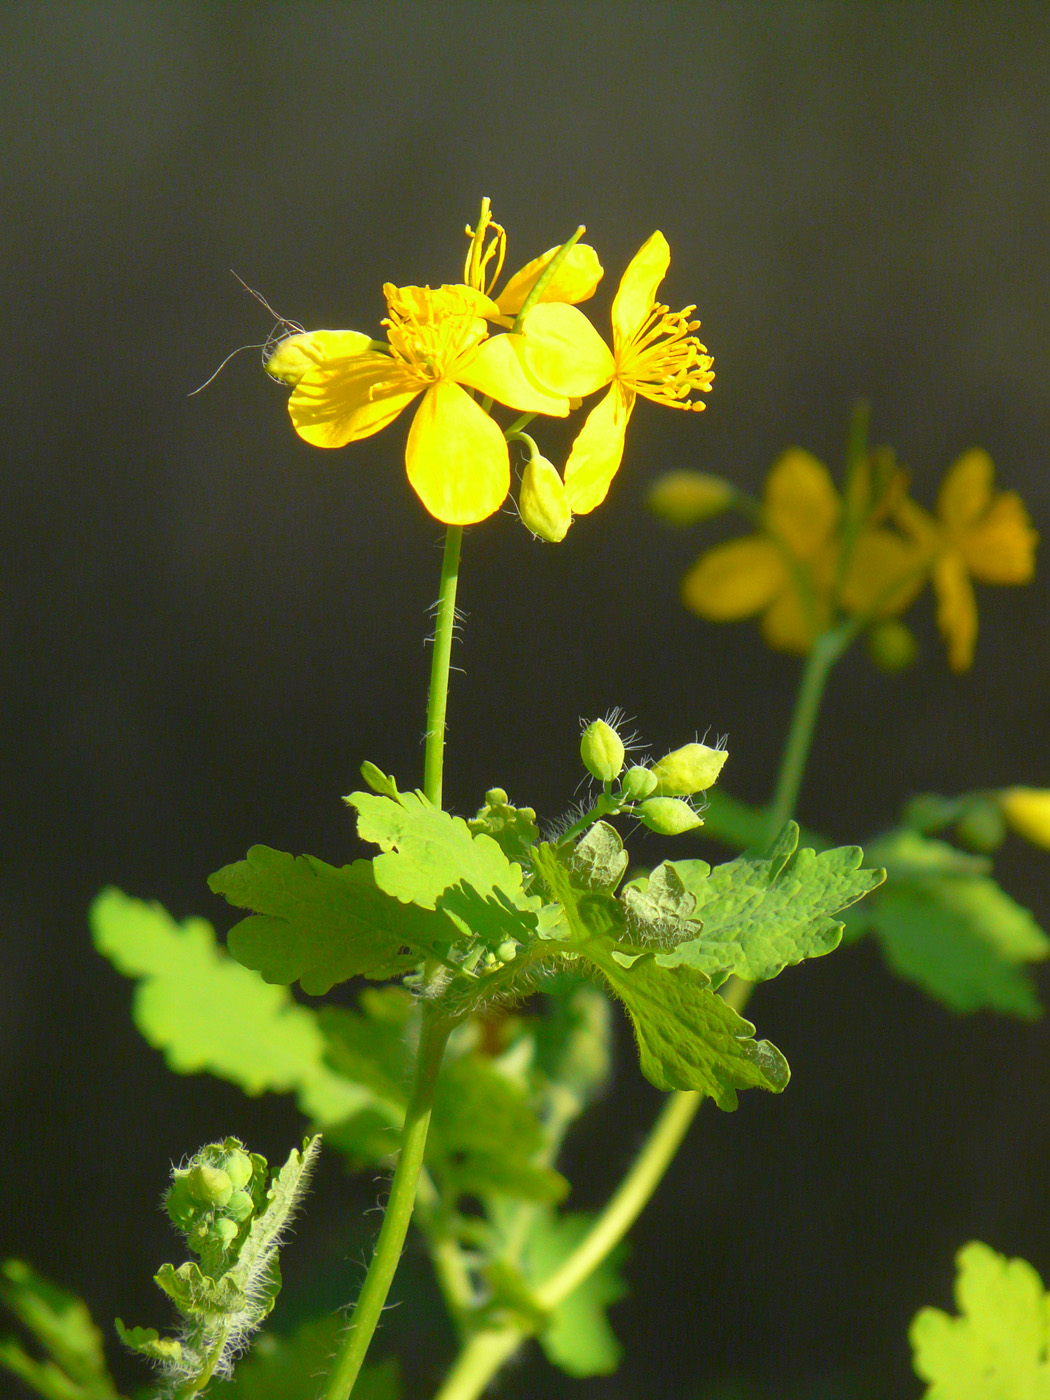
[223,1150,253,1192]
[212,1217,239,1250]
[519,456,572,543]
[954,797,1007,854]
[265,329,371,386]
[165,1177,199,1230]
[580,719,626,783]
[650,743,728,796]
[186,1165,233,1209]
[866,619,919,672]
[637,797,704,835]
[224,1189,255,1223]
[497,940,518,963]
[903,793,960,834]
[647,470,733,525]
[621,765,658,802]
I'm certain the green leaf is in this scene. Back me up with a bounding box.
[621,862,703,947]
[910,1240,1050,1395]
[209,846,450,994]
[654,823,883,982]
[468,788,540,865]
[429,1058,569,1204]
[114,1319,184,1364]
[862,875,1049,1018]
[524,1211,627,1378]
[346,790,539,931]
[154,1263,245,1319]
[566,823,628,893]
[586,939,789,1107]
[90,889,367,1125]
[210,1315,401,1400]
[0,1261,120,1400]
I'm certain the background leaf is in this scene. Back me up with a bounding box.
[0,1260,122,1400]
[210,1316,400,1400]
[523,1211,627,1378]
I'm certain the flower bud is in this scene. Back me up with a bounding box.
[212,1217,239,1250]
[999,787,1050,850]
[580,719,625,783]
[954,797,1006,854]
[224,1190,255,1223]
[650,743,727,796]
[519,456,572,543]
[647,471,733,525]
[265,329,371,386]
[223,1150,253,1191]
[637,797,704,835]
[866,620,919,672]
[186,1165,233,1209]
[621,765,657,802]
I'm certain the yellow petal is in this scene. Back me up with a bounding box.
[999,788,1050,850]
[611,231,670,350]
[266,330,372,386]
[520,303,615,399]
[563,385,632,514]
[495,244,604,315]
[893,495,942,553]
[839,529,930,618]
[764,449,841,559]
[405,381,510,525]
[958,491,1038,583]
[456,333,570,416]
[289,354,420,448]
[937,448,995,533]
[680,535,787,620]
[932,549,978,671]
[760,586,822,654]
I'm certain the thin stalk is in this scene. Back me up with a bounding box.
[322,1005,454,1400]
[424,527,464,808]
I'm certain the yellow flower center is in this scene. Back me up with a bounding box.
[382,284,489,384]
[617,303,715,410]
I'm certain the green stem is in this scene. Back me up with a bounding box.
[765,622,855,840]
[322,1005,455,1400]
[424,527,464,808]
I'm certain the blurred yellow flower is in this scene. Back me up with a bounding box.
[999,787,1050,849]
[894,449,1038,671]
[519,231,714,513]
[680,449,926,653]
[281,282,571,526]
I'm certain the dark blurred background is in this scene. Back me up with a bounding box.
[2,3,1050,1396]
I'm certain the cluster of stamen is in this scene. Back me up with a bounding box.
[382,284,488,382]
[620,303,715,410]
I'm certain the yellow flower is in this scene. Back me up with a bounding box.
[894,449,1038,671]
[463,197,603,317]
[999,787,1050,850]
[519,232,715,513]
[680,449,926,653]
[279,282,571,526]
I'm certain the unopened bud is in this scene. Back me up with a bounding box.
[866,620,918,672]
[954,797,1006,854]
[648,471,733,525]
[265,329,371,386]
[212,1217,238,1250]
[186,1165,233,1209]
[621,765,657,802]
[223,1150,253,1192]
[637,797,704,835]
[999,787,1050,850]
[519,456,572,542]
[224,1190,254,1223]
[581,719,625,783]
[650,743,728,796]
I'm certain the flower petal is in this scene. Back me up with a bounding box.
[937,448,995,533]
[999,788,1050,850]
[405,381,510,525]
[520,303,615,399]
[839,529,930,618]
[958,491,1038,583]
[457,333,570,416]
[764,449,841,559]
[932,549,978,671]
[680,535,787,620]
[611,231,670,350]
[289,354,420,447]
[760,586,822,654]
[266,330,372,386]
[496,244,604,315]
[563,384,632,513]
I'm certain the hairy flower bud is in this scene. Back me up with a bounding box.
[223,1149,253,1192]
[650,743,727,796]
[647,470,733,525]
[265,330,371,386]
[621,765,658,801]
[212,1217,239,1250]
[519,456,572,542]
[637,797,704,835]
[580,719,625,783]
[225,1189,255,1223]
[186,1165,233,1209]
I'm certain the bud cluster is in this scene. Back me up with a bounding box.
[165,1138,263,1256]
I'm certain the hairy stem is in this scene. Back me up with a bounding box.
[322,1005,454,1400]
[424,527,464,809]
